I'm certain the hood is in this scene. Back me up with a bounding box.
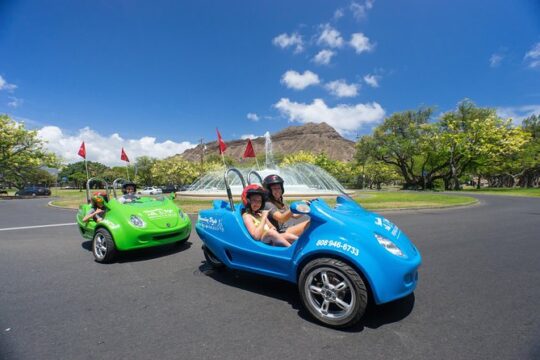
[310,196,417,257]
[112,198,181,229]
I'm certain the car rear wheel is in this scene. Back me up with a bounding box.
[92,228,117,263]
[202,245,225,269]
[299,258,367,328]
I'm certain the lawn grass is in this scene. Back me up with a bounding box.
[350,191,478,210]
[47,188,477,213]
[461,187,540,197]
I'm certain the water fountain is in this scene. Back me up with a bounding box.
[178,131,349,198]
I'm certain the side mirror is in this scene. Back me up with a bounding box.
[290,201,311,214]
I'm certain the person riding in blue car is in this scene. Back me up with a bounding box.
[263,174,310,237]
[241,184,297,247]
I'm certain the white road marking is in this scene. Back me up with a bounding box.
[0,223,77,232]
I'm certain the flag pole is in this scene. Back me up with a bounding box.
[84,158,90,202]
[125,162,130,181]
[221,152,227,168]
[255,157,260,171]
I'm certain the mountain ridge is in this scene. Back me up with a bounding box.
[181,122,356,162]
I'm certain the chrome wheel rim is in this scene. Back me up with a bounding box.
[204,247,221,265]
[93,233,107,260]
[304,267,355,321]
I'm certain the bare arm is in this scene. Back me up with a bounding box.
[83,208,104,223]
[270,208,293,223]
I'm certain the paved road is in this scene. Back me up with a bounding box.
[1,195,539,360]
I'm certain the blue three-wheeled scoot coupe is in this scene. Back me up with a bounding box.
[196,168,422,328]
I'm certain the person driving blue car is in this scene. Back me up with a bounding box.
[263,174,310,237]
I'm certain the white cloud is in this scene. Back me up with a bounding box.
[317,24,344,48]
[489,53,503,67]
[0,75,17,92]
[272,32,304,53]
[281,70,321,90]
[496,105,540,124]
[363,74,380,87]
[37,126,196,166]
[350,33,374,54]
[313,49,336,65]
[333,8,345,20]
[241,134,260,140]
[325,80,359,97]
[350,0,374,21]
[247,112,260,121]
[7,96,23,108]
[274,98,385,134]
[524,42,540,68]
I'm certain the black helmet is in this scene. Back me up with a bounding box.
[122,181,137,194]
[263,174,284,197]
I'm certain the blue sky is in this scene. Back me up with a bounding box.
[1,0,539,165]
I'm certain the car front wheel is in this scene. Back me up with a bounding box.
[202,245,225,269]
[92,228,117,263]
[299,258,367,328]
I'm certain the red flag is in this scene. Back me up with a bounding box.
[78,142,86,159]
[243,138,256,158]
[216,128,227,154]
[120,147,130,162]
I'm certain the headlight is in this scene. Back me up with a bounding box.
[130,215,146,228]
[374,233,404,257]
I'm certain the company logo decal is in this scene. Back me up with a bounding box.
[198,216,224,232]
[142,208,175,219]
[374,217,401,238]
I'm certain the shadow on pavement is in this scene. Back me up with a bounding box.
[80,240,192,263]
[199,262,302,311]
[198,261,416,332]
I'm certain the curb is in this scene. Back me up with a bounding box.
[48,201,78,211]
[47,198,480,215]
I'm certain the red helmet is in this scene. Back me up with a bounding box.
[241,184,267,209]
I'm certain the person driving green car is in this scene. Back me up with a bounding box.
[119,181,140,204]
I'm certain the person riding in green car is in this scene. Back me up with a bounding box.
[83,194,107,223]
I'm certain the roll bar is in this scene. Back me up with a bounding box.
[223,168,246,212]
[247,170,263,185]
[112,178,128,199]
[86,177,110,203]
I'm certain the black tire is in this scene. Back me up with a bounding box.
[298,258,367,328]
[202,245,225,269]
[92,228,117,263]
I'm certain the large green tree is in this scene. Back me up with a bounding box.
[151,156,222,186]
[0,115,59,189]
[58,161,109,189]
[134,156,157,186]
[356,108,443,189]
[438,101,528,189]
[518,115,540,187]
